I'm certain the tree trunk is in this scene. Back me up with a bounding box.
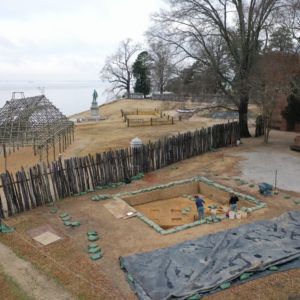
[160,84,163,94]
[126,85,130,99]
[238,95,251,138]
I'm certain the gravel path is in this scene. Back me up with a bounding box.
[0,242,76,300]
[237,150,300,193]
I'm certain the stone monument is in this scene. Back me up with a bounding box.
[90,89,100,119]
[83,89,105,121]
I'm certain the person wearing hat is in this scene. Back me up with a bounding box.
[194,195,206,220]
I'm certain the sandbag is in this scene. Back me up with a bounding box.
[91,253,103,260]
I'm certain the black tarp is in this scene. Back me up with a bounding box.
[120,211,300,300]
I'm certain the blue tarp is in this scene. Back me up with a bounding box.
[120,211,300,300]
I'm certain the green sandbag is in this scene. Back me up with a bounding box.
[234,178,240,181]
[89,235,99,241]
[87,231,98,236]
[189,197,195,202]
[186,293,202,300]
[64,221,71,226]
[182,210,187,215]
[284,195,291,199]
[88,247,101,254]
[88,244,99,249]
[240,272,253,280]
[208,205,217,209]
[241,181,248,185]
[47,202,54,207]
[213,173,219,176]
[127,274,134,282]
[182,194,188,198]
[60,213,68,218]
[0,224,15,233]
[269,266,279,271]
[171,166,178,170]
[186,207,191,212]
[204,169,210,173]
[96,186,103,190]
[294,199,300,204]
[80,191,87,195]
[70,222,81,227]
[220,282,231,290]
[87,189,94,193]
[50,209,57,214]
[90,253,103,260]
[73,193,80,197]
[248,184,255,188]
[62,216,71,221]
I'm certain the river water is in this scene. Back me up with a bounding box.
[0,80,110,117]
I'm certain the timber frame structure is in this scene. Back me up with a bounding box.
[0,95,74,163]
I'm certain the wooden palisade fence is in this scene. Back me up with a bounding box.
[0,122,239,217]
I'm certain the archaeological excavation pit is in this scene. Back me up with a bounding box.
[118,177,267,234]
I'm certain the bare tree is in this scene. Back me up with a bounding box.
[149,0,283,137]
[100,39,140,99]
[147,41,176,94]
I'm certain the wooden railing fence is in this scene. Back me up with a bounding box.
[0,122,239,217]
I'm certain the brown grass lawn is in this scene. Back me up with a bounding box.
[0,99,250,174]
[0,99,299,299]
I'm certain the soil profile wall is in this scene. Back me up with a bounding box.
[198,182,254,208]
[123,182,199,206]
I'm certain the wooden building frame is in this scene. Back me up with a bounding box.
[0,95,74,164]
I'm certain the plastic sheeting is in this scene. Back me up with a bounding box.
[120,211,300,300]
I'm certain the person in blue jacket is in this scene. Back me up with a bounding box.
[195,195,205,220]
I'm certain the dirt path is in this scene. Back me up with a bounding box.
[0,242,76,300]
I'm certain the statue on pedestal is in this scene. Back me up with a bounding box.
[80,89,106,121]
[90,89,99,118]
[92,89,98,104]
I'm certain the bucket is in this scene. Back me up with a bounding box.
[229,211,235,219]
[236,212,242,219]
[241,211,248,218]
[211,209,217,216]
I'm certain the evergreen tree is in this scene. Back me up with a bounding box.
[132,51,151,97]
[281,94,300,129]
[269,27,295,53]
[281,72,300,129]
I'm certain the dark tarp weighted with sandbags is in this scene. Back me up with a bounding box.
[120,211,300,300]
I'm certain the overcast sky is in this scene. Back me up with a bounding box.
[0,0,165,81]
